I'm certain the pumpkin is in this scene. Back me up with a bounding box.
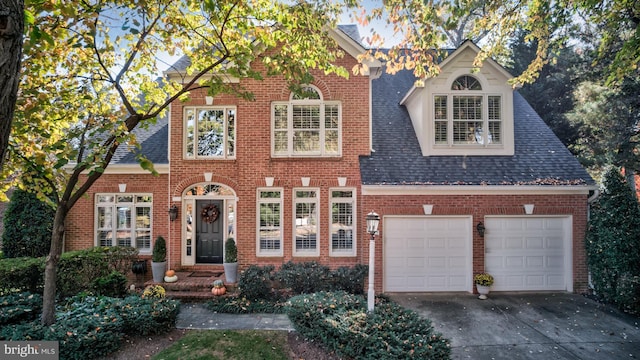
[211,286,226,296]
[165,269,175,277]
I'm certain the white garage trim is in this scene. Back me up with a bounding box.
[383,216,473,292]
[484,216,573,292]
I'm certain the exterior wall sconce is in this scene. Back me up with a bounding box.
[118,183,127,193]
[366,210,380,313]
[204,172,213,182]
[476,221,485,237]
[169,204,179,221]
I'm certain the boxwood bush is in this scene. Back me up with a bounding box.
[0,294,180,359]
[287,292,451,360]
[0,246,138,297]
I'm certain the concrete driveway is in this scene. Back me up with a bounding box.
[389,293,640,359]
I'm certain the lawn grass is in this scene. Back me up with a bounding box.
[152,330,290,360]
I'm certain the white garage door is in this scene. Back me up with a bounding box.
[485,217,572,291]
[384,217,472,292]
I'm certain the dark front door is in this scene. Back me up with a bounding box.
[196,200,223,264]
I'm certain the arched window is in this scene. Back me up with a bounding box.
[272,85,341,157]
[451,75,482,90]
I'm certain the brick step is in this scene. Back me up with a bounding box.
[166,291,215,301]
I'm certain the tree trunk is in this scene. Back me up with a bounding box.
[41,204,67,326]
[0,0,24,171]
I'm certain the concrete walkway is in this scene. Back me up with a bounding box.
[176,302,294,331]
[176,293,640,359]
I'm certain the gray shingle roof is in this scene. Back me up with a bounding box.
[360,69,595,186]
[113,112,168,165]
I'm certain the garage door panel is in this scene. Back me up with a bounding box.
[384,217,471,292]
[485,217,571,291]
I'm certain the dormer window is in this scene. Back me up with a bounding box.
[272,85,341,157]
[433,75,502,146]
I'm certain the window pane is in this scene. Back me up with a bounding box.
[331,202,353,251]
[136,230,151,250]
[274,131,288,154]
[98,231,112,247]
[453,121,483,144]
[331,190,353,198]
[274,105,288,129]
[260,191,282,199]
[434,96,447,119]
[292,105,320,129]
[295,202,317,250]
[452,75,482,90]
[325,105,339,128]
[435,121,447,144]
[186,109,195,157]
[117,195,133,203]
[453,96,482,120]
[293,130,320,153]
[324,130,338,154]
[488,96,501,119]
[97,207,113,229]
[259,203,281,251]
[489,121,501,143]
[227,108,235,157]
[98,195,114,203]
[136,207,151,229]
[197,109,225,156]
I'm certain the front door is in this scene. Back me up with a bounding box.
[196,200,224,264]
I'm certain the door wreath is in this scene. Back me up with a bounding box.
[201,204,220,223]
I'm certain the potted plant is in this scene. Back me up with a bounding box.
[223,237,238,283]
[151,236,167,283]
[474,273,494,300]
[211,279,226,296]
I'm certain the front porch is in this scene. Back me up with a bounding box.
[143,270,237,301]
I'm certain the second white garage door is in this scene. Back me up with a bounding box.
[484,217,572,292]
[384,217,472,292]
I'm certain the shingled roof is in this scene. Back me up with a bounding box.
[112,112,168,165]
[359,68,595,187]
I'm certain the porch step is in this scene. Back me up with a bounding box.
[143,271,237,301]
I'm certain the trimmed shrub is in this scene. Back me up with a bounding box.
[2,189,55,258]
[238,265,276,300]
[0,256,45,295]
[275,261,332,294]
[287,292,451,360]
[116,296,181,335]
[332,264,368,295]
[0,292,43,326]
[0,294,180,358]
[206,296,286,314]
[91,271,128,298]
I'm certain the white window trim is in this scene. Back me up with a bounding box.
[292,187,320,257]
[256,188,284,257]
[329,187,357,257]
[433,92,503,147]
[422,69,514,156]
[271,86,342,158]
[94,193,153,254]
[183,106,236,160]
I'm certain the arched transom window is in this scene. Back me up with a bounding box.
[272,85,341,157]
[434,75,502,146]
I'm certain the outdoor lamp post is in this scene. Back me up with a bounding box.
[366,210,380,312]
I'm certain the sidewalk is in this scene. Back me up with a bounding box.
[176,303,295,331]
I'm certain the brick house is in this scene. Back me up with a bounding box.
[64,27,596,293]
